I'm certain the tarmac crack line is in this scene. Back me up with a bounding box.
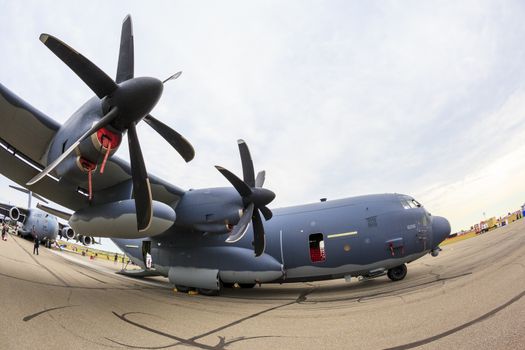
[74,269,108,284]
[23,305,78,322]
[0,270,158,291]
[107,288,315,349]
[383,289,525,350]
[11,235,69,287]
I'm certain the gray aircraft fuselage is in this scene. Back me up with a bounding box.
[114,193,451,288]
[18,207,59,242]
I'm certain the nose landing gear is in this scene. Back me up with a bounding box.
[431,247,442,257]
[387,264,407,281]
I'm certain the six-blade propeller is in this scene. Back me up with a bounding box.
[26,15,194,232]
[215,140,276,257]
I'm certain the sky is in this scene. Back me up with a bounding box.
[1,0,525,252]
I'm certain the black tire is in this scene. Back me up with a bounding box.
[197,288,220,296]
[238,283,256,289]
[175,285,192,293]
[387,264,407,281]
[221,282,235,288]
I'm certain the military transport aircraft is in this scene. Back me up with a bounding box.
[0,184,60,245]
[0,15,450,295]
[0,185,94,246]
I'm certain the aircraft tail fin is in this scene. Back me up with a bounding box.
[9,184,49,208]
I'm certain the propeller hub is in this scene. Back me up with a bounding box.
[248,188,275,207]
[109,77,164,130]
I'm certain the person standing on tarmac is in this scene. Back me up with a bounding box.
[33,238,40,255]
[32,226,39,255]
[1,224,7,241]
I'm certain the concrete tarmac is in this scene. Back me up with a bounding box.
[0,220,524,349]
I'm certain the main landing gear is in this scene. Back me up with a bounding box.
[387,264,407,281]
[174,285,220,296]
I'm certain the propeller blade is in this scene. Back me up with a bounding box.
[255,170,265,188]
[225,203,254,243]
[162,71,182,84]
[237,139,255,187]
[215,166,252,197]
[26,107,119,186]
[115,15,134,84]
[39,34,118,98]
[127,123,153,231]
[259,206,273,221]
[252,209,266,257]
[144,114,195,162]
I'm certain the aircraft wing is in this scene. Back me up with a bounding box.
[0,84,60,164]
[0,84,185,211]
[37,203,72,221]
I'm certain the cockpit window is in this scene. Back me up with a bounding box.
[401,199,422,209]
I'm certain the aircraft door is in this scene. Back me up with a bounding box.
[142,241,152,269]
[309,233,326,263]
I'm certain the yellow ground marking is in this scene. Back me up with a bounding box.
[440,231,478,246]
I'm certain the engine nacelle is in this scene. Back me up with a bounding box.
[50,101,123,183]
[61,226,76,240]
[9,207,20,221]
[79,235,93,246]
[69,199,176,238]
[175,188,243,233]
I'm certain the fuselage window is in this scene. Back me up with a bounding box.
[309,233,326,263]
[401,199,423,209]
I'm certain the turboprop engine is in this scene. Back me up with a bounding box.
[174,188,244,234]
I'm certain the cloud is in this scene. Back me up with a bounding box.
[1,0,525,234]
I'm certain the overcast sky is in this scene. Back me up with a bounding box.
[1,0,525,251]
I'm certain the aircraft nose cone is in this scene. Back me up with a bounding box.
[432,216,451,245]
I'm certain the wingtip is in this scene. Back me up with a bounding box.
[237,139,245,145]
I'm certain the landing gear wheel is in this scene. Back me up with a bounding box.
[197,288,220,296]
[238,283,256,289]
[175,285,192,293]
[387,264,407,281]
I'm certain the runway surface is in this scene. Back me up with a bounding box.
[0,220,524,349]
